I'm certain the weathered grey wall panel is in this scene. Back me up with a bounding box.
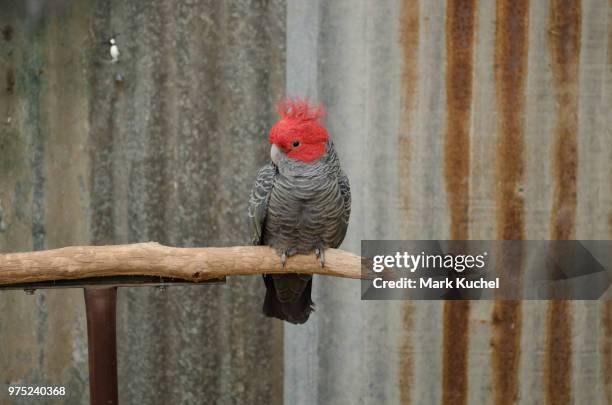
[0,4,91,404]
[1,1,285,404]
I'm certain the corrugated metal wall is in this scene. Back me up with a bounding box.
[0,0,610,404]
[285,0,610,404]
[0,0,285,404]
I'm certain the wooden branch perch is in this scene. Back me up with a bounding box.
[0,243,364,286]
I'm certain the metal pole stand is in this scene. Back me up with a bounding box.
[84,288,118,405]
[2,275,224,405]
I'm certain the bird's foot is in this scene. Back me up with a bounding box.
[280,247,298,269]
[315,245,325,268]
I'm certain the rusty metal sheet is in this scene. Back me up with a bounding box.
[285,0,611,404]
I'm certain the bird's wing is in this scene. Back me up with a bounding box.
[331,170,351,247]
[248,163,277,245]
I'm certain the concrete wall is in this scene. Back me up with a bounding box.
[0,0,611,404]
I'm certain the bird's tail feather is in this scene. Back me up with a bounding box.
[263,274,314,324]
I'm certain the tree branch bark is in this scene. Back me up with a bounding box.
[0,243,364,286]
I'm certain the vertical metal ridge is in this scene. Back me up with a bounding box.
[23,12,45,252]
[494,0,529,241]
[399,303,414,405]
[493,2,530,404]
[492,300,521,405]
[87,2,114,245]
[141,1,172,244]
[444,0,475,241]
[399,0,419,215]
[546,2,581,404]
[545,300,573,405]
[549,0,581,241]
[442,301,470,405]
[399,2,420,403]
[442,2,476,404]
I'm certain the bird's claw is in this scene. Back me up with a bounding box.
[280,252,287,269]
[315,247,325,268]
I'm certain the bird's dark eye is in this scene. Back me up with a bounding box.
[292,140,300,148]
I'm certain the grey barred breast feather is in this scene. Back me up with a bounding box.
[248,141,351,324]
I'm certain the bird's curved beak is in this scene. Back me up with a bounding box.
[270,144,283,165]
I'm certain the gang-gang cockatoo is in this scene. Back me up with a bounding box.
[248,99,351,324]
